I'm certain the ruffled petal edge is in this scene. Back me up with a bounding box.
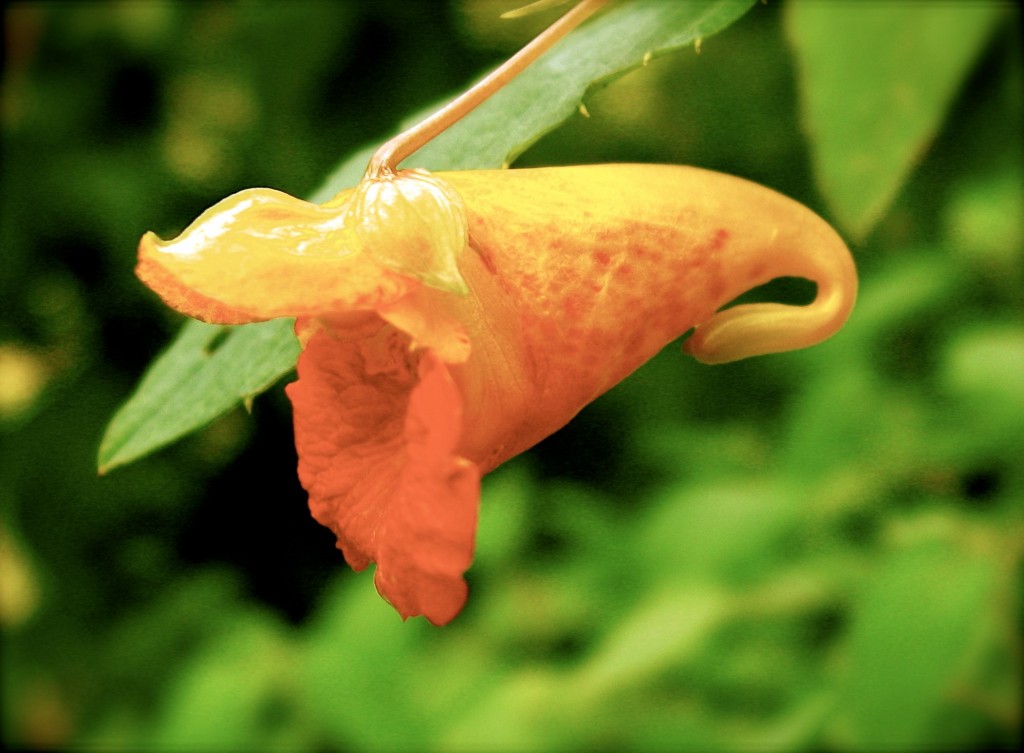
[287,321,479,625]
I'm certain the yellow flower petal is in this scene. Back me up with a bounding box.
[137,188,416,323]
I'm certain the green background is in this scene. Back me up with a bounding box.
[1,1,1020,750]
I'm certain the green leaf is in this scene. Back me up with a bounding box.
[839,538,997,750]
[99,318,300,473]
[100,0,756,472]
[412,0,759,170]
[148,612,302,752]
[786,2,1002,241]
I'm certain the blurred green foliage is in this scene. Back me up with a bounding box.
[1,1,1021,752]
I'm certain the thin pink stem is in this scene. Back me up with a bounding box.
[365,0,609,178]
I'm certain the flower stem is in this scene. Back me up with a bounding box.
[365,0,608,179]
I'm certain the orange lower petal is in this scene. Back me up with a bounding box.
[286,319,478,625]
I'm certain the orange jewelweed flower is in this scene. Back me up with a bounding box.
[137,165,857,624]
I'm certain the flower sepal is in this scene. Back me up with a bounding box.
[343,169,470,296]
